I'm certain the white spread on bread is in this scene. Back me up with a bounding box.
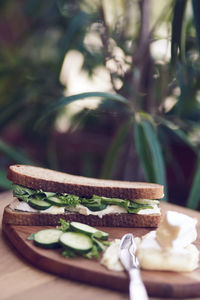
[65,204,160,217]
[11,198,160,217]
[66,204,127,217]
[137,205,160,215]
[10,199,37,213]
[11,198,65,214]
[101,211,199,272]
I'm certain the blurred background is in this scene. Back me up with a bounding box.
[1,0,200,209]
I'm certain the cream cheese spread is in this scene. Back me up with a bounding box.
[66,204,127,218]
[137,205,160,215]
[11,198,160,217]
[101,239,124,271]
[11,198,65,214]
[66,204,160,218]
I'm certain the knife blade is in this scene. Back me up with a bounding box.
[119,233,148,300]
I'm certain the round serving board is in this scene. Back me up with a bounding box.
[2,222,200,298]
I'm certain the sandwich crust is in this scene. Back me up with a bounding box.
[7,165,164,200]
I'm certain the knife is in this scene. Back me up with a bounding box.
[119,233,148,300]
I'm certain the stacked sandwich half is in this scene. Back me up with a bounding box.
[3,165,164,227]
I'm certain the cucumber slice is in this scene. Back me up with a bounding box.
[29,199,52,210]
[84,203,107,211]
[44,192,57,197]
[59,232,93,253]
[46,196,65,207]
[34,229,63,248]
[70,222,109,240]
[133,199,160,205]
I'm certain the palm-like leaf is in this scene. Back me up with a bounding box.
[0,169,11,189]
[38,92,131,124]
[101,120,133,179]
[192,0,200,53]
[171,0,187,64]
[187,152,200,209]
[0,139,33,164]
[134,119,167,200]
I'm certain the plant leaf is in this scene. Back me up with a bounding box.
[171,0,187,64]
[0,139,33,164]
[60,12,88,53]
[37,92,131,125]
[101,120,132,179]
[134,120,167,200]
[187,152,200,209]
[134,122,154,181]
[0,169,11,189]
[161,119,197,152]
[192,0,200,53]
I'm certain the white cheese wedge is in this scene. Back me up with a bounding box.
[101,239,124,271]
[136,231,199,272]
[156,210,197,249]
[136,211,199,272]
[101,211,199,273]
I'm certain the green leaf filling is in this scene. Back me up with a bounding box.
[13,184,35,202]
[12,184,156,213]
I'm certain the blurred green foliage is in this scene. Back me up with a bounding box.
[0,0,200,209]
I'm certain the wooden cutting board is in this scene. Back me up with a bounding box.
[2,222,200,298]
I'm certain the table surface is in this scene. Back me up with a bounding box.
[1,191,200,300]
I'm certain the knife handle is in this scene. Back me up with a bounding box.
[129,268,148,300]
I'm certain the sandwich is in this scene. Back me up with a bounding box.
[3,164,164,227]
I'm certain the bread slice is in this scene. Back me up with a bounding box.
[5,164,163,227]
[7,165,164,200]
[3,201,161,227]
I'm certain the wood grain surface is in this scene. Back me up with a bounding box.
[1,192,200,300]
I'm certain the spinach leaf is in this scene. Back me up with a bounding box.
[127,201,153,213]
[93,195,129,209]
[12,184,35,202]
[81,197,107,211]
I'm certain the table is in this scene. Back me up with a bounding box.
[0,191,200,300]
